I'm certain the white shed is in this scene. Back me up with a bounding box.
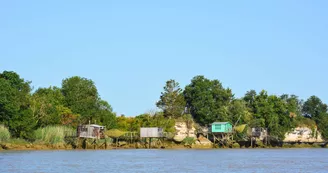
[140,127,163,138]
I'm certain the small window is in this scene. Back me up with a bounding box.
[215,124,221,130]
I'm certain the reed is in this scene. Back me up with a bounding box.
[0,124,11,142]
[34,126,74,145]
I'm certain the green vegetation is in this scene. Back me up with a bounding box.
[1,70,328,149]
[34,126,75,145]
[0,125,10,142]
[182,137,196,148]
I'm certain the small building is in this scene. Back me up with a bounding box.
[211,122,233,133]
[77,124,106,139]
[251,127,268,140]
[140,127,164,138]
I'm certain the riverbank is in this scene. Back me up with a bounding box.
[1,142,326,151]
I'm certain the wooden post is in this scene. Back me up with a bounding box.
[149,138,152,149]
[105,138,107,149]
[266,128,268,146]
[251,137,253,148]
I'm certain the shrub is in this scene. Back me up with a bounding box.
[182,137,196,147]
[34,126,74,145]
[0,124,10,142]
[232,143,240,148]
[105,129,125,138]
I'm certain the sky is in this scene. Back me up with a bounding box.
[1,1,327,116]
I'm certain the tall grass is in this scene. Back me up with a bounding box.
[0,124,11,142]
[34,126,75,145]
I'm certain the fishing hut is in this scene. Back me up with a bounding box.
[77,124,106,139]
[249,127,268,147]
[140,127,164,148]
[210,122,233,147]
[77,124,106,149]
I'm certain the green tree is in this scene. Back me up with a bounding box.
[228,99,253,126]
[302,96,327,120]
[302,96,328,139]
[30,86,65,127]
[0,71,36,139]
[98,100,117,129]
[280,94,303,117]
[61,76,100,123]
[156,79,186,118]
[184,76,234,126]
[251,90,291,139]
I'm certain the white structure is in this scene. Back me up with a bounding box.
[77,124,105,139]
[140,127,163,138]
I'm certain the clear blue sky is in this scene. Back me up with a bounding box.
[1,1,327,116]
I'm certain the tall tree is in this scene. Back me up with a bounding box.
[302,96,327,120]
[61,76,100,123]
[30,86,65,127]
[228,99,253,126]
[184,76,233,126]
[302,96,328,138]
[0,71,35,139]
[156,79,186,118]
[280,94,303,117]
[98,100,117,129]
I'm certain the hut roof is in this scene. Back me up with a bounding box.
[211,122,230,125]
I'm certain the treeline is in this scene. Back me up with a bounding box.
[1,71,328,141]
[0,71,116,140]
[156,76,328,140]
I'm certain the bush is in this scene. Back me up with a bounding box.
[0,124,11,142]
[182,137,196,147]
[34,126,74,145]
[232,143,240,148]
[105,129,125,138]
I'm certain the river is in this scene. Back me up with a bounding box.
[1,149,327,173]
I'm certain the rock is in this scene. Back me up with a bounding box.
[284,127,324,142]
[192,135,213,149]
[25,144,32,148]
[197,135,212,145]
[173,121,197,142]
[118,141,127,147]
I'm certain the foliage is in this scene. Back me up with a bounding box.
[0,124,10,142]
[234,124,247,133]
[30,87,65,127]
[0,71,36,139]
[184,76,234,126]
[232,143,240,148]
[229,99,253,126]
[182,137,196,147]
[98,100,117,129]
[156,80,186,118]
[34,126,74,145]
[61,76,100,123]
[302,96,328,139]
[243,90,293,140]
[116,113,176,133]
[105,129,125,138]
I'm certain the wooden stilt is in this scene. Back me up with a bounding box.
[149,138,152,149]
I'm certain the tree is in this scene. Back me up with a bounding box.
[302,96,328,139]
[30,86,65,127]
[98,100,117,129]
[184,76,233,126]
[280,94,303,117]
[61,76,100,123]
[0,71,36,139]
[302,96,327,120]
[228,99,252,126]
[156,79,186,118]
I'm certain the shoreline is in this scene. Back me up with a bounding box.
[1,143,326,151]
